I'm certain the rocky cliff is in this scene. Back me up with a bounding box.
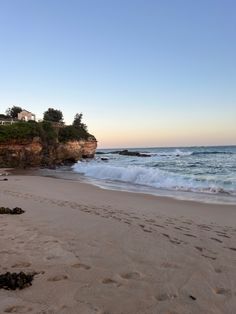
[0,137,97,168]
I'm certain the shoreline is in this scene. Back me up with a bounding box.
[0,173,236,313]
[19,167,236,206]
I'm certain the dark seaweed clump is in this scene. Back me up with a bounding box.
[0,207,25,215]
[0,272,35,290]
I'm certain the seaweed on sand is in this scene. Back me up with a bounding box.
[0,272,35,290]
[0,207,25,215]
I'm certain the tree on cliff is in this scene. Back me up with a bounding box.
[43,108,63,123]
[73,113,87,131]
[6,106,22,119]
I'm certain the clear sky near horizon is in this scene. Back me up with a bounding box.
[0,0,235,148]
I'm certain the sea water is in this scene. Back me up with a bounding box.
[71,146,236,204]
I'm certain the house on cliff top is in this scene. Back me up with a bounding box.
[0,109,36,124]
[18,110,36,121]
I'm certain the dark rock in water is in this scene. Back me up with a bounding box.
[97,150,151,157]
[189,295,196,300]
[0,207,25,215]
[101,157,109,161]
[0,272,35,290]
[118,150,151,157]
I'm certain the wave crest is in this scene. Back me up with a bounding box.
[72,162,234,195]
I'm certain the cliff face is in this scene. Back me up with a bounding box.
[0,137,97,168]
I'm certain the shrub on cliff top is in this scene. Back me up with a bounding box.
[73,113,88,131]
[5,106,22,119]
[0,121,57,144]
[43,108,63,123]
[0,121,95,144]
[58,125,91,142]
[0,122,40,142]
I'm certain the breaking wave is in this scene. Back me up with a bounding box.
[72,162,235,196]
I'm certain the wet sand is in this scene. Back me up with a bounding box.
[0,174,236,313]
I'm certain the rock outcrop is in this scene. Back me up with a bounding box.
[97,149,151,157]
[0,137,97,168]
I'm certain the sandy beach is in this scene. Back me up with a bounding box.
[0,174,236,314]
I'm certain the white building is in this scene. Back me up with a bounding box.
[18,110,36,121]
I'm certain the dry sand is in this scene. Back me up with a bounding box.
[0,174,236,314]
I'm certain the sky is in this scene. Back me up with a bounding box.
[0,0,235,148]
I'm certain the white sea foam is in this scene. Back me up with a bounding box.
[148,149,193,157]
[72,162,235,195]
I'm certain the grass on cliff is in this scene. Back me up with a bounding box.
[58,125,95,142]
[0,122,39,142]
[0,121,95,143]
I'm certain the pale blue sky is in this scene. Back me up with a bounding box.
[0,0,235,147]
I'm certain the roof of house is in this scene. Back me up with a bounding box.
[20,109,34,114]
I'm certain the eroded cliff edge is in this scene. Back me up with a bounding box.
[0,137,97,168]
[0,120,97,168]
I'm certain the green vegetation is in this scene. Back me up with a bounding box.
[58,125,93,142]
[73,113,88,131]
[0,109,96,144]
[0,122,40,142]
[0,121,57,143]
[5,106,23,119]
[58,113,94,142]
[43,108,63,123]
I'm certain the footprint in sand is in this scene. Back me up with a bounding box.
[155,293,177,302]
[145,219,155,223]
[170,238,182,245]
[182,221,192,225]
[195,246,203,252]
[215,232,230,238]
[71,263,91,270]
[120,271,141,280]
[4,305,32,313]
[143,229,152,233]
[46,256,57,261]
[161,262,180,269]
[202,254,217,261]
[11,262,31,268]
[44,240,59,244]
[153,224,165,229]
[162,233,170,239]
[210,237,223,243]
[183,233,197,238]
[47,274,68,281]
[102,278,118,285]
[139,224,152,233]
[214,287,231,296]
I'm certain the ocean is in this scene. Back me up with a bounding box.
[60,146,236,204]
